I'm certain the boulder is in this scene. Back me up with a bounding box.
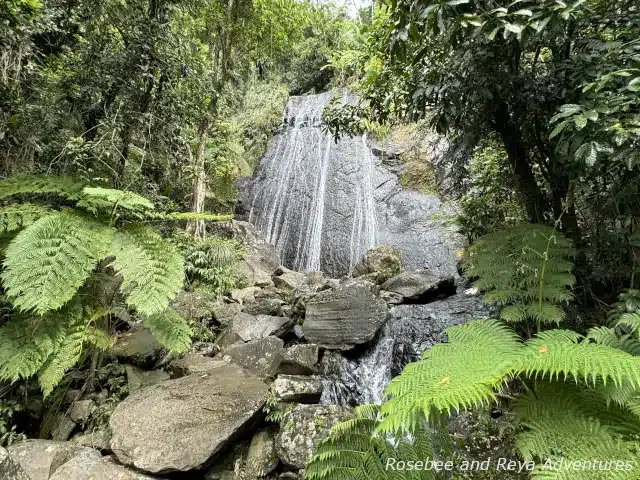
[381,269,455,302]
[352,245,404,284]
[170,290,217,323]
[7,440,92,480]
[68,399,94,423]
[126,365,170,392]
[51,414,76,440]
[303,281,389,350]
[235,255,275,287]
[242,288,286,316]
[273,375,323,403]
[275,404,352,469]
[110,329,164,368]
[110,363,269,474]
[229,313,293,342]
[0,447,30,480]
[246,428,279,477]
[170,353,229,377]
[223,337,284,378]
[230,286,263,305]
[72,430,112,452]
[278,345,319,375]
[49,448,158,480]
[190,341,216,356]
[380,290,404,305]
[212,302,242,326]
[273,267,305,291]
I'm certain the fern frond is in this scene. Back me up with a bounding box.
[155,212,233,222]
[0,175,85,200]
[378,319,521,433]
[78,187,155,213]
[111,224,184,317]
[143,307,192,354]
[518,331,640,387]
[2,211,113,314]
[85,326,115,351]
[588,327,640,355]
[0,204,51,233]
[617,312,640,334]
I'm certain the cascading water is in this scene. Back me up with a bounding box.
[237,91,476,407]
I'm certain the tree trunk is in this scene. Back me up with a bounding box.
[186,119,213,237]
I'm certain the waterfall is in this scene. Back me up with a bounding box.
[246,93,378,275]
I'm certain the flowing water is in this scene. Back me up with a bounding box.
[238,92,478,405]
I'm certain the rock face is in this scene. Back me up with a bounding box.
[49,448,158,480]
[170,290,217,322]
[246,428,279,477]
[303,281,389,350]
[222,337,284,378]
[275,404,352,469]
[236,92,460,278]
[169,353,229,377]
[228,313,293,342]
[352,245,404,284]
[110,329,164,368]
[6,440,90,480]
[273,375,323,403]
[381,269,455,302]
[109,363,269,474]
[278,344,319,375]
[0,447,30,480]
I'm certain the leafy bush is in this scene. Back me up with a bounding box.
[0,399,27,447]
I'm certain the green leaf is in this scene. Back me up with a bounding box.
[0,175,85,201]
[110,224,184,317]
[513,9,533,17]
[574,115,588,130]
[79,187,155,212]
[628,77,640,92]
[550,120,569,139]
[2,211,113,315]
[143,308,192,354]
[585,110,599,122]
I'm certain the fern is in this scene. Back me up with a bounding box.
[2,210,113,315]
[0,204,51,233]
[77,187,155,213]
[306,405,437,480]
[378,320,521,433]
[143,307,192,354]
[0,175,85,200]
[462,224,575,326]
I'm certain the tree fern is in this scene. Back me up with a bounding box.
[2,210,113,315]
[0,204,51,233]
[111,224,184,316]
[462,224,575,327]
[78,187,155,213]
[306,405,437,480]
[143,307,192,354]
[0,175,85,201]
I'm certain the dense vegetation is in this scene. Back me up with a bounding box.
[2,0,640,479]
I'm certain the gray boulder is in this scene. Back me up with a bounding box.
[229,313,293,342]
[0,447,30,480]
[126,365,170,392]
[110,329,164,368]
[278,344,319,375]
[381,269,455,301]
[169,353,229,377]
[303,281,389,350]
[7,440,92,480]
[68,400,94,423]
[273,375,323,403]
[110,363,269,474]
[235,255,274,288]
[72,430,112,452]
[246,428,279,477]
[51,414,75,441]
[223,337,284,378]
[170,290,217,323]
[275,404,352,469]
[230,286,263,305]
[352,245,404,284]
[212,302,242,326]
[273,267,305,291]
[242,288,286,316]
[49,448,158,480]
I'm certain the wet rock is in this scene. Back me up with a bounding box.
[381,269,455,302]
[276,404,352,469]
[278,344,319,375]
[229,313,293,342]
[49,448,158,480]
[0,447,30,480]
[213,302,242,326]
[72,430,112,452]
[69,399,94,423]
[223,337,284,378]
[169,353,229,377]
[352,245,404,284]
[303,281,389,350]
[7,440,93,480]
[110,329,164,368]
[246,427,279,477]
[170,290,217,322]
[273,267,305,291]
[293,325,305,339]
[110,363,269,474]
[273,375,323,403]
[125,365,170,392]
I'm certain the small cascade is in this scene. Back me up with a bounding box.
[320,290,490,406]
